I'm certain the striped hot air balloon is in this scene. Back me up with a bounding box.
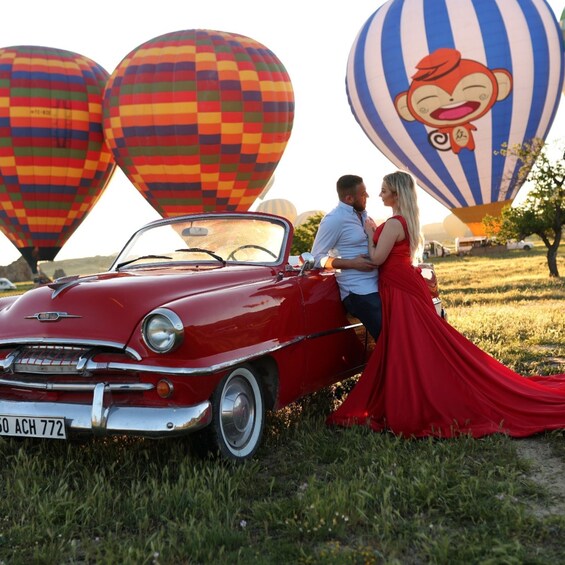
[258,173,275,200]
[443,213,472,239]
[256,198,297,223]
[559,8,565,94]
[103,29,294,217]
[347,0,564,235]
[0,45,115,273]
[294,210,325,226]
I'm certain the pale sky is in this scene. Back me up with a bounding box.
[0,0,563,266]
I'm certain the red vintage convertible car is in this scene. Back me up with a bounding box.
[0,212,444,461]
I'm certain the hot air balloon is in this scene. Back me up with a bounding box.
[256,198,297,223]
[0,45,115,274]
[103,29,294,217]
[559,8,565,94]
[346,0,564,235]
[295,209,325,226]
[443,213,472,239]
[258,173,276,201]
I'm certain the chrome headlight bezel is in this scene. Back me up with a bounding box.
[142,308,184,353]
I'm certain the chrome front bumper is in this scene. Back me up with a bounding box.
[0,383,212,439]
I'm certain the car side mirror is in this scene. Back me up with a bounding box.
[299,252,315,275]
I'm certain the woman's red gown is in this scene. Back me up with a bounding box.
[327,216,565,438]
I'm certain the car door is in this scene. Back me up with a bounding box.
[297,269,371,395]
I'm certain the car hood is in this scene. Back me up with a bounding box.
[0,266,275,346]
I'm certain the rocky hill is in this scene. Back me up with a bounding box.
[0,257,33,282]
[0,255,117,282]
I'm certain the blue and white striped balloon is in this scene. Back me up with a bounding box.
[561,6,565,96]
[347,0,564,234]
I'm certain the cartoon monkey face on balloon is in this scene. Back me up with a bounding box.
[395,48,512,153]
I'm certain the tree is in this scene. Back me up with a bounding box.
[290,213,324,255]
[483,139,564,277]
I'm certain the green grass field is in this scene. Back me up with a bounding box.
[0,247,564,563]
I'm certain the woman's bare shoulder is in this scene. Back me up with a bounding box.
[384,216,403,230]
[383,216,405,239]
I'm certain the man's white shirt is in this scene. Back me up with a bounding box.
[311,201,378,300]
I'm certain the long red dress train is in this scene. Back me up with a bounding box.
[326,215,565,438]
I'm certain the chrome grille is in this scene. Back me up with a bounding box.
[14,345,90,375]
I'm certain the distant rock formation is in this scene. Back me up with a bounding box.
[0,257,33,282]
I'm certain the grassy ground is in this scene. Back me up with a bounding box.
[0,247,564,564]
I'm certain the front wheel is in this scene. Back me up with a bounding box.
[206,365,265,461]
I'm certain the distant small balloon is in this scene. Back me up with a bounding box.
[256,198,297,223]
[295,210,325,226]
[443,214,473,239]
[103,29,294,217]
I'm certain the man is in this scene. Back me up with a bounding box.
[311,174,382,340]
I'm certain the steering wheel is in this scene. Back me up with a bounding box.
[227,244,277,261]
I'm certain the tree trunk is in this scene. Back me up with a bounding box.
[542,225,562,278]
[547,247,559,277]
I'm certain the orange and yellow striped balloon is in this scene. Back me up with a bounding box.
[294,210,325,226]
[0,45,115,271]
[256,198,297,224]
[103,29,294,217]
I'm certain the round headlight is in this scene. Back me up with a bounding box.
[142,308,184,353]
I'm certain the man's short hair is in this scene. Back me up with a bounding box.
[337,174,363,200]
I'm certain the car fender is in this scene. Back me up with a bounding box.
[127,276,307,371]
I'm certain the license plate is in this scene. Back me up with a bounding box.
[0,415,66,439]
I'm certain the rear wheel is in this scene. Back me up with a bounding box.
[202,365,265,461]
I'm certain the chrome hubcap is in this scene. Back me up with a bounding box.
[220,376,255,448]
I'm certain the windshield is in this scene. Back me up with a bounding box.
[112,214,289,270]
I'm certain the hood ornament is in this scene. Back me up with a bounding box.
[48,274,100,299]
[25,312,82,322]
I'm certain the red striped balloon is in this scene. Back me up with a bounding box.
[0,45,115,272]
[102,29,294,216]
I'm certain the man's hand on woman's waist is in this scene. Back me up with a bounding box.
[326,255,377,272]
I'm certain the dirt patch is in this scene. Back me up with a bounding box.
[514,437,565,518]
[546,357,565,366]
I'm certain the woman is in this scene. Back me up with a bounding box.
[327,170,565,438]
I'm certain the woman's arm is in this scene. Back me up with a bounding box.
[366,218,404,265]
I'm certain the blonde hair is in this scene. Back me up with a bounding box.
[383,170,424,263]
